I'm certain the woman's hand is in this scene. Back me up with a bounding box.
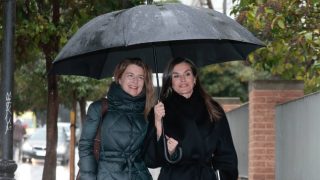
[154,101,165,139]
[154,101,165,123]
[166,136,178,156]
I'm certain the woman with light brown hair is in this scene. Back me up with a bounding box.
[78,58,155,180]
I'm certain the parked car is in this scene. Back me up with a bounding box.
[58,122,81,145]
[21,126,70,165]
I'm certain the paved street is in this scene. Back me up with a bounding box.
[15,161,160,180]
[15,160,71,180]
[14,148,160,180]
[15,149,79,180]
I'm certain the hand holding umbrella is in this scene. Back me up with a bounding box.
[154,101,182,163]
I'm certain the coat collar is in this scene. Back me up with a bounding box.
[163,89,211,141]
[107,82,146,113]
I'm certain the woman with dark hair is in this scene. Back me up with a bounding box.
[78,58,155,180]
[145,57,238,180]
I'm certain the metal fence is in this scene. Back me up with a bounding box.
[226,103,249,179]
[276,91,320,180]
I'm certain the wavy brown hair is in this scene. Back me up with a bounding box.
[160,57,222,122]
[113,58,155,119]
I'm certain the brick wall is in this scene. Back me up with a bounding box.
[248,80,304,180]
[215,97,242,112]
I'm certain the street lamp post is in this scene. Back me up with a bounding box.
[0,0,17,179]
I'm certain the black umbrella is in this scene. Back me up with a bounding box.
[51,3,264,79]
[50,3,264,164]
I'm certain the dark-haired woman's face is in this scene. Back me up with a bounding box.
[171,62,196,98]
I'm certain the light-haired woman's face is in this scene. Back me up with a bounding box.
[118,64,145,97]
[171,62,196,98]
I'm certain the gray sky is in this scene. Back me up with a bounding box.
[155,0,234,17]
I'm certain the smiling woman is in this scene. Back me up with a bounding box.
[144,57,238,180]
[78,58,155,180]
[118,64,145,97]
[171,62,196,98]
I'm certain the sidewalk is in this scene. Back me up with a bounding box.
[15,147,161,180]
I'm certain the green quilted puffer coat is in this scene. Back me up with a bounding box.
[78,83,152,180]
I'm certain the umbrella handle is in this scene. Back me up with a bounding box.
[161,118,182,164]
[152,39,181,163]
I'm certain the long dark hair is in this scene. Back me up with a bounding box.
[160,57,222,122]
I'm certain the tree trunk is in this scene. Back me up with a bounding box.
[207,0,213,9]
[79,97,87,126]
[121,0,130,8]
[42,0,60,179]
[69,91,77,180]
[35,110,47,127]
[43,71,58,180]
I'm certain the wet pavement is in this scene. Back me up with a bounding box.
[14,148,160,180]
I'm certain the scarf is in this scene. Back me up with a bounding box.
[162,89,211,141]
[107,82,146,113]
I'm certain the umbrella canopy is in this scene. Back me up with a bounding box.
[51,3,264,79]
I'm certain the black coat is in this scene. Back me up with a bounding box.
[78,83,152,180]
[144,90,238,180]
